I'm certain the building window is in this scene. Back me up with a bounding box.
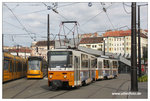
[86,45,91,48]
[127,42,128,45]
[92,45,94,48]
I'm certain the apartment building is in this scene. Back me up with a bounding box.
[102,30,148,58]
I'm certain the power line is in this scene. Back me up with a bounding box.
[3,20,23,30]
[81,11,103,26]
[105,12,115,29]
[3,8,47,19]
[138,4,148,6]
[4,3,34,40]
[54,10,86,33]
[123,3,131,7]
[81,4,113,26]
[96,25,130,33]
[122,3,131,14]
[100,3,115,30]
[57,2,80,8]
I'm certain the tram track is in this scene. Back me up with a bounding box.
[25,87,74,98]
[86,79,119,98]
[3,78,27,91]
[49,79,119,98]
[26,78,130,98]
[112,80,130,98]
[11,79,39,98]
[86,78,130,98]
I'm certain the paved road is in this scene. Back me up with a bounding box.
[2,74,147,99]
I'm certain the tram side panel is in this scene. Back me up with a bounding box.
[112,60,119,78]
[3,52,27,82]
[3,53,14,82]
[96,58,104,80]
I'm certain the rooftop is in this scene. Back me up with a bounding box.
[80,37,103,44]
[35,41,55,46]
[102,30,148,38]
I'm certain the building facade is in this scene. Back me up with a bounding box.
[31,40,55,60]
[102,30,148,58]
[3,46,31,59]
[78,32,98,38]
[79,37,104,51]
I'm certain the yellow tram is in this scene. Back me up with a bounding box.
[27,56,47,79]
[3,52,27,82]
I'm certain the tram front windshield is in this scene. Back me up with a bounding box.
[28,60,41,70]
[49,51,72,68]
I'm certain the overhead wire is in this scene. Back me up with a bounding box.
[81,4,113,26]
[3,20,23,30]
[105,12,115,29]
[57,2,80,8]
[4,3,34,40]
[122,3,131,14]
[101,3,115,30]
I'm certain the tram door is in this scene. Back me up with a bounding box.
[74,56,80,86]
[109,61,113,76]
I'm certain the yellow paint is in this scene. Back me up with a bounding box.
[48,71,74,86]
[3,52,26,82]
[95,70,98,80]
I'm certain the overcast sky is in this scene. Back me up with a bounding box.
[2,2,148,47]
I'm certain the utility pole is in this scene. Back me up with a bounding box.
[103,39,105,55]
[131,2,138,91]
[47,14,50,77]
[17,45,19,56]
[138,5,141,77]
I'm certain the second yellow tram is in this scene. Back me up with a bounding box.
[27,56,47,79]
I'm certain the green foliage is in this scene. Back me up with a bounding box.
[138,75,148,82]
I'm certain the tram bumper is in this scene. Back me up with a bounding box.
[50,80,63,89]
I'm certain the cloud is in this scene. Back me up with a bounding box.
[3,2,148,47]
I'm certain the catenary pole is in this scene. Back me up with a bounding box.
[131,2,138,91]
[47,14,50,77]
[138,5,142,77]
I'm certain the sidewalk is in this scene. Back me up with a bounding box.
[128,82,148,99]
[113,81,148,99]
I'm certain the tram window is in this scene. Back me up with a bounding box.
[68,55,72,67]
[91,59,97,68]
[17,62,22,72]
[81,54,88,68]
[28,60,41,70]
[98,61,102,68]
[81,60,88,68]
[104,60,109,68]
[9,61,12,72]
[3,60,9,70]
[113,61,117,68]
[23,63,26,71]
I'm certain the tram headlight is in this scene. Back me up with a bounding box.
[64,75,67,78]
[49,75,53,78]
